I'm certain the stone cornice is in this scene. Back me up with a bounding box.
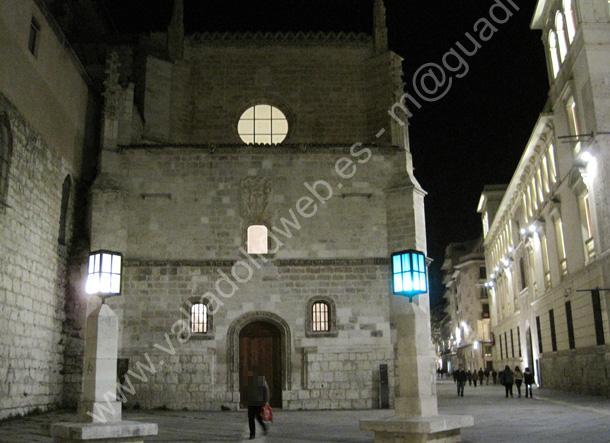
[124,257,389,267]
[117,143,401,153]
[188,31,372,46]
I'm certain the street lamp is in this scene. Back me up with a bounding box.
[391,249,428,298]
[85,250,123,296]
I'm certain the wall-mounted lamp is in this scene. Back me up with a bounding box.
[85,250,123,297]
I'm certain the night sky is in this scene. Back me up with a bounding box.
[101,0,549,306]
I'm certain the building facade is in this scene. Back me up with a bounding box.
[478,0,610,395]
[0,0,97,420]
[87,0,429,412]
[440,240,492,373]
[0,0,432,419]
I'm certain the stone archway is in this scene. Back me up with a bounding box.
[226,311,292,403]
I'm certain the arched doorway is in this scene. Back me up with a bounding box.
[239,321,282,407]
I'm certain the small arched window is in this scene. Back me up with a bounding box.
[191,303,208,334]
[306,297,338,337]
[0,113,13,205]
[555,12,568,62]
[548,31,560,78]
[563,0,576,43]
[58,175,71,245]
[247,225,268,254]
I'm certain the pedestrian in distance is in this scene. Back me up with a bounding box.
[245,371,270,440]
[473,370,477,387]
[478,368,484,386]
[467,370,472,386]
[456,366,467,397]
[492,368,497,384]
[524,367,535,398]
[452,370,457,383]
[503,365,514,398]
[514,366,524,398]
[484,368,490,385]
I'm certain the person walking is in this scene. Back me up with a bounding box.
[492,368,497,384]
[484,368,490,385]
[456,366,467,397]
[503,365,514,398]
[478,368,484,386]
[245,371,270,440]
[524,367,535,398]
[514,366,524,398]
[473,370,477,387]
[467,370,472,386]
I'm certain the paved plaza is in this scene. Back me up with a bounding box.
[1,381,609,443]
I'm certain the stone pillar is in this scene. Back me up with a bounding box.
[78,304,122,423]
[50,303,158,442]
[361,154,473,442]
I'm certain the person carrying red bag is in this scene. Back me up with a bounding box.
[245,371,270,439]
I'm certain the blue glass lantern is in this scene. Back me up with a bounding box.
[391,249,428,297]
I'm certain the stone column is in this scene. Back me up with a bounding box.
[361,156,473,442]
[50,302,158,442]
[77,303,122,423]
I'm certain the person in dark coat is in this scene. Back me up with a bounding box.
[484,368,490,385]
[524,367,535,398]
[503,365,514,398]
[478,368,484,386]
[492,368,497,384]
[514,366,524,398]
[245,372,270,439]
[467,370,472,386]
[456,366,467,397]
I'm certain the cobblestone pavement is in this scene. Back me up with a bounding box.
[1,381,609,442]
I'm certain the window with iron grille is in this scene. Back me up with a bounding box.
[536,316,543,354]
[312,302,329,332]
[191,303,208,334]
[549,309,557,351]
[565,301,575,349]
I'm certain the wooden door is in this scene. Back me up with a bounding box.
[239,321,282,407]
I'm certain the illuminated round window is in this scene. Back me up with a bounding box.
[238,104,288,145]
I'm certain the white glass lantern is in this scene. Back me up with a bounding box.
[85,250,122,296]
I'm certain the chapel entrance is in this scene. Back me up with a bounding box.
[239,321,282,408]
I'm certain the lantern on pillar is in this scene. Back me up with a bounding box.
[391,249,428,297]
[85,250,123,296]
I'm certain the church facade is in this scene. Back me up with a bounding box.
[0,0,429,417]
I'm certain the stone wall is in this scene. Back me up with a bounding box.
[135,34,403,147]
[118,146,403,260]
[0,95,76,420]
[105,258,394,410]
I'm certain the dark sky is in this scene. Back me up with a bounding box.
[101,0,549,306]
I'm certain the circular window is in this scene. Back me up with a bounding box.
[237,104,288,145]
